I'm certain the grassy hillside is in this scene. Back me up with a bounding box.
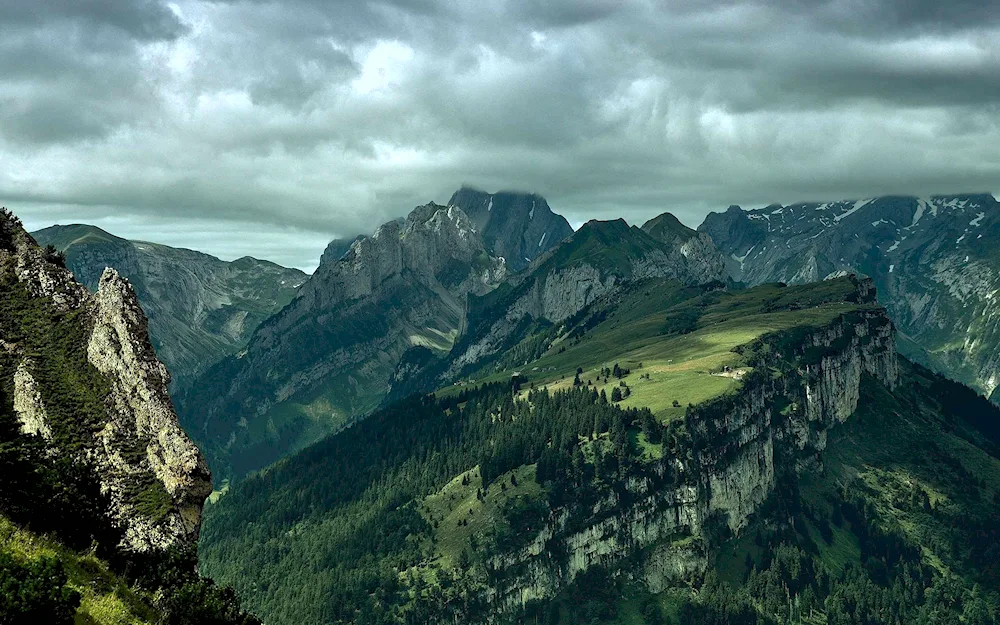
[443,277,869,422]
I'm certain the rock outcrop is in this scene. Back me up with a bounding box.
[449,187,574,271]
[1,210,210,552]
[181,203,507,479]
[32,224,306,390]
[13,362,51,440]
[88,268,212,550]
[483,302,897,617]
[698,194,1000,402]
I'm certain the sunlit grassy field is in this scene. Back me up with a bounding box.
[442,278,868,422]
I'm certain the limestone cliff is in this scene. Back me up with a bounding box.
[481,303,897,617]
[1,209,210,553]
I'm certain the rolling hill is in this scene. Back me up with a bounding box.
[197,268,1000,625]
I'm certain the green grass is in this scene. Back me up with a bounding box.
[443,279,868,423]
[420,463,543,569]
[0,516,158,625]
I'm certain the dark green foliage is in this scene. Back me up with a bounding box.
[0,552,79,624]
[0,408,121,554]
[123,547,261,625]
[41,244,66,268]
[0,275,111,448]
[202,383,658,624]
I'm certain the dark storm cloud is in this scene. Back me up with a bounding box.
[0,0,187,40]
[3,0,999,271]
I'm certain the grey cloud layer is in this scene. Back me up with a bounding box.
[2,0,998,271]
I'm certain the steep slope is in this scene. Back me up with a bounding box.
[0,208,257,624]
[32,224,306,389]
[641,211,726,284]
[699,194,1000,402]
[195,275,1000,625]
[449,187,573,271]
[180,203,506,479]
[411,216,728,391]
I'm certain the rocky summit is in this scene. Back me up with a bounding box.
[32,224,306,391]
[180,202,507,479]
[448,187,574,271]
[699,193,1000,402]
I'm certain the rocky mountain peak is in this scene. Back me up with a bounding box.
[88,268,212,550]
[182,201,508,479]
[448,186,573,271]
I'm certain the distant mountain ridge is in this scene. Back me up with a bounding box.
[389,213,727,399]
[180,202,507,479]
[32,224,306,389]
[699,193,1000,401]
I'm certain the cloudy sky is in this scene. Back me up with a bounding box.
[2,0,998,271]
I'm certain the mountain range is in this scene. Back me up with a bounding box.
[8,187,1000,625]
[699,194,1000,403]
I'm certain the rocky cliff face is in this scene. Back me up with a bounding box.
[319,234,367,265]
[181,203,506,479]
[483,302,897,617]
[698,194,1000,403]
[32,224,306,390]
[2,210,210,552]
[641,211,727,283]
[449,187,574,272]
[442,217,728,381]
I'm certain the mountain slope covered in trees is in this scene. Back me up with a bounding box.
[198,273,1000,625]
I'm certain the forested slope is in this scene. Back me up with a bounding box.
[199,275,999,625]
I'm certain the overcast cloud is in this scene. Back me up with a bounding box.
[2,0,998,271]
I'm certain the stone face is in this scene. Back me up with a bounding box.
[319,234,366,266]
[88,268,212,551]
[13,362,51,440]
[181,202,507,479]
[482,306,898,617]
[698,194,1000,401]
[448,187,574,271]
[1,212,210,553]
[32,224,306,389]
